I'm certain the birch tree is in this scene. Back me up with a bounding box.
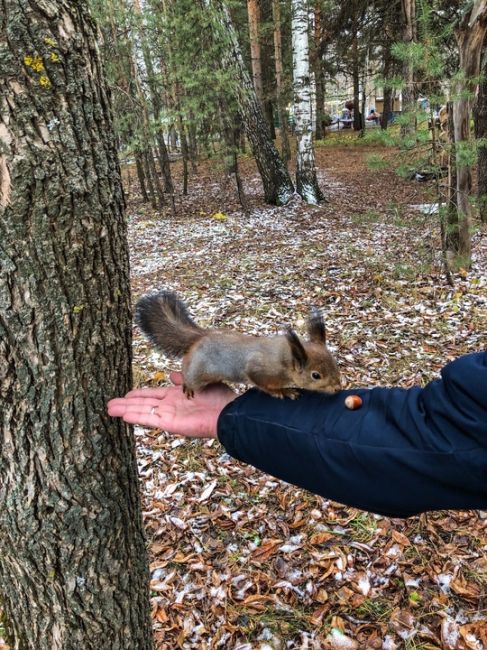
[211,0,294,205]
[292,0,323,203]
[0,1,153,647]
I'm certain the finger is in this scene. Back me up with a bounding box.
[107,398,131,416]
[107,397,164,416]
[121,411,164,428]
[169,371,183,385]
[124,387,171,399]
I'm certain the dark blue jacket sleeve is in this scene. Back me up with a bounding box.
[217,351,487,518]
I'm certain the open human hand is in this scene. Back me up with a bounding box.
[107,372,236,438]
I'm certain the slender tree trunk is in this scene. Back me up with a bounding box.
[448,0,487,266]
[292,0,323,203]
[352,33,362,131]
[220,108,250,211]
[143,149,158,208]
[314,63,325,139]
[129,52,164,209]
[429,105,454,286]
[169,125,178,151]
[212,0,294,205]
[187,113,199,169]
[474,47,487,223]
[136,152,149,201]
[247,0,264,102]
[400,0,417,142]
[233,144,249,212]
[446,102,460,258]
[360,76,367,137]
[147,147,165,207]
[381,46,394,130]
[272,0,291,163]
[0,2,153,649]
[133,0,174,209]
[178,114,189,196]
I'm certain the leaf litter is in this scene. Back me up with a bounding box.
[128,142,486,649]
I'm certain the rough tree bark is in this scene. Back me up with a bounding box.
[448,0,487,266]
[212,0,294,205]
[271,0,291,162]
[292,0,323,203]
[0,2,153,649]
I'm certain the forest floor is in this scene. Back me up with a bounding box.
[127,133,487,650]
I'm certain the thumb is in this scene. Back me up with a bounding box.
[169,371,183,386]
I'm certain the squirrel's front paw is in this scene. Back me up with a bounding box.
[183,384,195,399]
[282,388,301,400]
[268,388,300,400]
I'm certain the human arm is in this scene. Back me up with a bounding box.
[107,353,487,517]
[217,352,487,517]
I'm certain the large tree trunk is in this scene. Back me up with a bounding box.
[292,0,322,203]
[247,0,264,102]
[400,0,417,142]
[272,0,291,163]
[448,0,487,266]
[213,0,294,205]
[0,2,153,649]
[474,46,487,223]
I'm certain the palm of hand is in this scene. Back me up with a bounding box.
[107,372,236,438]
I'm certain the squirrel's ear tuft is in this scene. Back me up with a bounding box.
[286,328,308,370]
[307,307,326,345]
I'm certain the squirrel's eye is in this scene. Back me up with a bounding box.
[311,371,321,380]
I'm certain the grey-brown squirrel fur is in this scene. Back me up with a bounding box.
[136,290,341,399]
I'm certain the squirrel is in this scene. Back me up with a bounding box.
[136,290,341,399]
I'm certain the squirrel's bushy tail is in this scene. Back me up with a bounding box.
[135,291,206,358]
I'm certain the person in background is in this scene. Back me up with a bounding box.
[367,108,381,125]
